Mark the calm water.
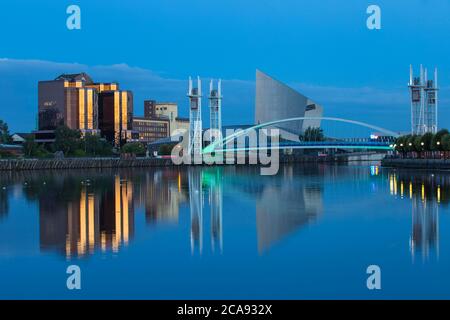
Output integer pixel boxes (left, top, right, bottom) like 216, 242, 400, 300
0, 163, 450, 299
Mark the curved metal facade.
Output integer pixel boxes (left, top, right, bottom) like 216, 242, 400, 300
254, 70, 323, 137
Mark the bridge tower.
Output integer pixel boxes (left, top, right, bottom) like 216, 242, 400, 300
188, 77, 203, 161
209, 79, 222, 144
409, 65, 439, 135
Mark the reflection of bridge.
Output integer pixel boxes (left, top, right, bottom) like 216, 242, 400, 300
203, 117, 398, 154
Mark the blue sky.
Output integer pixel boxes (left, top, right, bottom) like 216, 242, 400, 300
1, 0, 449, 133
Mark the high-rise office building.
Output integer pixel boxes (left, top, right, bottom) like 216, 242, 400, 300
37, 73, 134, 146
98, 90, 134, 147
37, 73, 99, 136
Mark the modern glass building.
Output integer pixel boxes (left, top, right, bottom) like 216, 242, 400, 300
36, 73, 134, 146
255, 70, 323, 138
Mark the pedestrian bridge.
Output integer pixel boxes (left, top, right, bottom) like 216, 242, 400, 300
203, 117, 398, 154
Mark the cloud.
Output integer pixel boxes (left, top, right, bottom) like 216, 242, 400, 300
1, 58, 447, 133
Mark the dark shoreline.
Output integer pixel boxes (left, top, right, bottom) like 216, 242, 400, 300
381, 158, 450, 170
0, 153, 385, 171
0, 157, 174, 171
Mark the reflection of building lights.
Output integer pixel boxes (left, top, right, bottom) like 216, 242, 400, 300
79, 189, 87, 256
370, 166, 377, 176
101, 232, 107, 252
409, 182, 413, 199
389, 175, 394, 195
113, 176, 121, 253
401, 181, 404, 197
422, 183, 425, 201
88, 193, 95, 252
437, 185, 441, 203
394, 176, 398, 195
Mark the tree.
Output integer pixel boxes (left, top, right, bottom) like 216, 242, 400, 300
121, 142, 146, 155
53, 126, 81, 156
82, 134, 113, 157
431, 129, 449, 151
413, 135, 423, 153
0, 119, 12, 144
23, 136, 38, 157
395, 135, 410, 154
420, 132, 434, 151
405, 135, 417, 152
158, 144, 173, 156
442, 134, 450, 152
301, 127, 325, 142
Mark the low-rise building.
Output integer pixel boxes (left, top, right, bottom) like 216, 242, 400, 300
132, 116, 170, 143
144, 100, 189, 136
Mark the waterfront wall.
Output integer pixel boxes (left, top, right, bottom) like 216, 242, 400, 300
382, 158, 450, 169
0, 152, 387, 171
0, 158, 173, 171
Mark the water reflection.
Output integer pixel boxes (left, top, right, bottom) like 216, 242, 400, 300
38, 175, 135, 258
1, 165, 448, 263
387, 170, 450, 261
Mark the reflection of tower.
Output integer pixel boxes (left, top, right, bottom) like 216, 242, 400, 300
410, 184, 439, 261
209, 79, 222, 143
389, 172, 441, 262
189, 168, 203, 254
409, 65, 438, 135
208, 169, 223, 253
188, 77, 203, 160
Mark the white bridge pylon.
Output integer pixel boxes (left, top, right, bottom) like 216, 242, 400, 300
203, 116, 399, 154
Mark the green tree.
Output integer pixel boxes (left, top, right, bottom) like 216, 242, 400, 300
405, 135, 417, 152
442, 134, 450, 151
301, 127, 325, 142
82, 134, 113, 157
0, 119, 12, 144
53, 126, 81, 156
395, 135, 410, 154
158, 144, 173, 156
413, 135, 423, 153
121, 142, 146, 155
23, 136, 38, 157
420, 132, 434, 151
431, 129, 449, 151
